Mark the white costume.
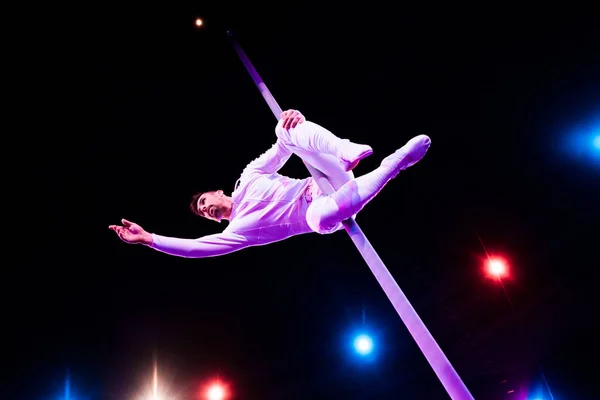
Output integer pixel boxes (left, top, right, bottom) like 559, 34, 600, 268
150, 119, 431, 258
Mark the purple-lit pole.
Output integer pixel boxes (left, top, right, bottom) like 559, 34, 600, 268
227, 30, 473, 400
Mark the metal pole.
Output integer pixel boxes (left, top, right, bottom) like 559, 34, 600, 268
227, 30, 474, 400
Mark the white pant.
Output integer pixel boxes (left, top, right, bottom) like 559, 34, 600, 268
275, 120, 355, 190
275, 119, 431, 235
275, 119, 355, 234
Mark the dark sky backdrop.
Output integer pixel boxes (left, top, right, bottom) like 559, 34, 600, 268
9, 5, 600, 400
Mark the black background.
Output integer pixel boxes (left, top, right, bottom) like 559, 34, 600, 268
8, 4, 600, 399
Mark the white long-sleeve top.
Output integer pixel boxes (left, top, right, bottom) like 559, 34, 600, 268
150, 139, 317, 258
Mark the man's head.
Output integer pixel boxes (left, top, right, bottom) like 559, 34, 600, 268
190, 190, 233, 223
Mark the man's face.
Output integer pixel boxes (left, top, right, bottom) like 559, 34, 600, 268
197, 190, 226, 222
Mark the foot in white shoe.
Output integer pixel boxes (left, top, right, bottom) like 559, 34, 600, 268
338, 140, 373, 171
380, 135, 431, 176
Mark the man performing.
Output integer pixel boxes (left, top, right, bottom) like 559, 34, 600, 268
109, 109, 431, 258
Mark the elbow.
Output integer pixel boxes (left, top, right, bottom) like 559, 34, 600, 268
274, 120, 291, 145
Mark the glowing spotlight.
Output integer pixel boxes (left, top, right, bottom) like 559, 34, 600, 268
136, 357, 172, 400
353, 334, 373, 355
560, 117, 600, 166
487, 257, 508, 279
65, 370, 71, 400
207, 385, 224, 400
488, 258, 507, 278
195, 18, 203, 27
153, 362, 158, 398
205, 381, 227, 400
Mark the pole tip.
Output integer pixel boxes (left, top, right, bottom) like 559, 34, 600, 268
226, 29, 233, 37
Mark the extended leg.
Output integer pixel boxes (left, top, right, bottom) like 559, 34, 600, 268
306, 134, 431, 233
275, 120, 373, 190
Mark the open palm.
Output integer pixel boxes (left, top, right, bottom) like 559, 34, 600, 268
109, 219, 149, 244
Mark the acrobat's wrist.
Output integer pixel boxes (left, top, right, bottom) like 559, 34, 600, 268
141, 232, 154, 246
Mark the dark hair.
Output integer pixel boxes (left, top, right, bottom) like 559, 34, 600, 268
189, 192, 205, 216
190, 191, 220, 216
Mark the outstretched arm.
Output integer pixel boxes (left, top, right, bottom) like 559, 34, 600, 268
151, 232, 251, 258
241, 109, 305, 176
109, 219, 252, 258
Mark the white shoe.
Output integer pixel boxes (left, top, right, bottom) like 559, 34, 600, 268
380, 135, 431, 177
338, 140, 373, 171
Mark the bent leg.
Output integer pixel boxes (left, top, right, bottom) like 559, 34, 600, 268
306, 196, 344, 234
275, 119, 372, 190
305, 134, 431, 232
291, 147, 354, 191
